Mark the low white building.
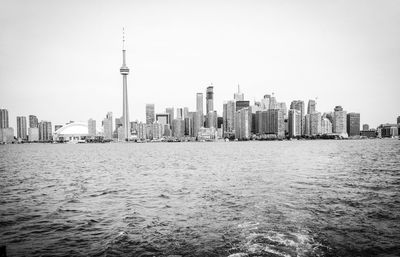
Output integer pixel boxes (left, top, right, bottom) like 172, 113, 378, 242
53, 122, 89, 142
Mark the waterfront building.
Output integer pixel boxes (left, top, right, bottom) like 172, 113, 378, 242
28, 128, 39, 142
38, 121, 52, 141
196, 93, 204, 126
172, 119, 185, 138
288, 109, 301, 137
360, 130, 377, 138
234, 85, 244, 101
197, 127, 217, 141
347, 113, 360, 137
266, 109, 285, 138
379, 124, 398, 138
307, 100, 316, 114
310, 112, 322, 136
362, 124, 369, 131
236, 100, 250, 111
206, 86, 214, 114
146, 104, 155, 124
120, 30, 131, 140
137, 122, 146, 140
165, 107, 174, 126
234, 108, 252, 140
176, 108, 183, 120
206, 111, 217, 128
117, 126, 125, 141
163, 124, 172, 137
223, 100, 235, 138
17, 116, 27, 140
0, 128, 14, 143
88, 119, 96, 137
290, 100, 305, 135
114, 117, 123, 139
333, 106, 347, 136
130, 121, 138, 136
102, 112, 113, 140
29, 115, 38, 128
321, 118, 333, 134
54, 122, 89, 142
0, 109, 9, 128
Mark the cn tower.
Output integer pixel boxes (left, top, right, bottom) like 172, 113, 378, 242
120, 29, 130, 141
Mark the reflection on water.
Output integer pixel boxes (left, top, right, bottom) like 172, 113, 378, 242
0, 140, 399, 256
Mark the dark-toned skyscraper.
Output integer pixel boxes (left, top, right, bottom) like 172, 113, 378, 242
17, 116, 27, 140
146, 104, 155, 124
236, 101, 250, 111
347, 113, 360, 137
206, 86, 214, 114
0, 109, 9, 128
29, 115, 38, 128
165, 107, 174, 126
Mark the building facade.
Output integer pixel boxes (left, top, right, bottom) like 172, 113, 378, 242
347, 113, 360, 137
29, 115, 38, 128
17, 116, 27, 140
146, 104, 155, 124
333, 106, 347, 136
0, 109, 9, 128
39, 121, 52, 141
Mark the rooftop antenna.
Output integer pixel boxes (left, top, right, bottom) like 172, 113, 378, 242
122, 27, 126, 50
238, 84, 240, 93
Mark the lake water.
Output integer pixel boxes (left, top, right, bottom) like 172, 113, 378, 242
0, 140, 399, 257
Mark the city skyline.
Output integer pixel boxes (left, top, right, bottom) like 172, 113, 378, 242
1, 0, 400, 129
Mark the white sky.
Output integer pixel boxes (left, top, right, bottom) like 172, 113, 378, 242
1, 0, 399, 129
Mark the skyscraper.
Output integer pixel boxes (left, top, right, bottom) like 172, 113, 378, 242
16, 116, 27, 140
307, 100, 316, 114
347, 113, 360, 137
234, 108, 251, 140
146, 104, 155, 124
290, 100, 305, 135
88, 119, 96, 137
0, 109, 9, 128
206, 86, 214, 114
120, 29, 130, 140
176, 108, 183, 120
310, 112, 322, 135
333, 106, 347, 135
288, 109, 301, 137
183, 107, 189, 119
196, 93, 204, 126
321, 118, 332, 134
38, 121, 52, 141
234, 84, 244, 101
156, 113, 169, 125
236, 101, 250, 111
29, 115, 38, 128
261, 95, 271, 110
362, 124, 369, 131
103, 112, 113, 140
223, 100, 235, 137
165, 107, 174, 126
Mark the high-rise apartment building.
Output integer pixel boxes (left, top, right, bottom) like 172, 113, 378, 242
347, 113, 360, 137
88, 119, 96, 137
234, 85, 244, 101
102, 112, 113, 140
264, 109, 285, 137
321, 118, 332, 134
192, 111, 201, 138
38, 121, 52, 141
0, 109, 9, 128
146, 104, 155, 124
333, 106, 347, 135
206, 111, 217, 128
172, 119, 185, 138
29, 115, 38, 128
307, 100, 316, 114
310, 112, 322, 135
16, 116, 27, 140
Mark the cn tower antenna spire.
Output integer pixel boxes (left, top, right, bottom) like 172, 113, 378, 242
122, 27, 126, 50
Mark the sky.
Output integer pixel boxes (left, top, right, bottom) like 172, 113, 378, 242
1, 0, 399, 130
